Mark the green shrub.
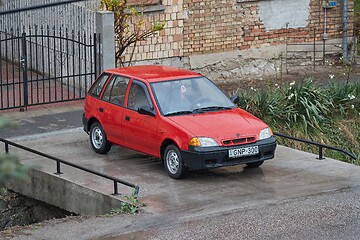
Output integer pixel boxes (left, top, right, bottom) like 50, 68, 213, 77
326, 81, 359, 117
281, 79, 332, 134
238, 79, 333, 135
107, 191, 145, 215
236, 79, 360, 164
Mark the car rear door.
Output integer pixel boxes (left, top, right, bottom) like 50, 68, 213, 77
121, 80, 160, 157
99, 75, 130, 145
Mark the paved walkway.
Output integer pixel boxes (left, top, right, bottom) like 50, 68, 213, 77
0, 100, 84, 138
8, 128, 360, 214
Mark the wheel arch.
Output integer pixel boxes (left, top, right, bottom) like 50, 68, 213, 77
160, 139, 179, 160
87, 117, 100, 132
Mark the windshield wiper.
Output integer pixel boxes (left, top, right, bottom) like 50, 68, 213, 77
164, 110, 194, 116
192, 106, 233, 113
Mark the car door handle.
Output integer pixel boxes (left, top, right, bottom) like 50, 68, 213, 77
99, 107, 104, 113
125, 116, 130, 121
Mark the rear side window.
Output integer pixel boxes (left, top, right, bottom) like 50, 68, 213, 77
88, 73, 110, 97
102, 75, 130, 106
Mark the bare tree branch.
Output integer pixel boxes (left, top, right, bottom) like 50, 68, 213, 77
100, 0, 165, 66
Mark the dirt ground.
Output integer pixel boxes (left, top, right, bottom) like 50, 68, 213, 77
217, 63, 360, 94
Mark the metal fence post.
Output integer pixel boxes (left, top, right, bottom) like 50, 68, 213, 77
113, 181, 119, 195
342, 0, 348, 63
317, 146, 325, 160
55, 161, 63, 175
21, 32, 28, 111
5, 143, 9, 154
93, 33, 98, 77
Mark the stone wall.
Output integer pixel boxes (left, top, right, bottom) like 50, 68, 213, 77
0, 191, 72, 230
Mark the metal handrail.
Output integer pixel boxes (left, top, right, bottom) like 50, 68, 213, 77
0, 137, 139, 196
274, 132, 357, 160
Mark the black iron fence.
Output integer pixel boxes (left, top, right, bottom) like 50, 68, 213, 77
274, 132, 357, 161
0, 137, 139, 196
0, 26, 100, 111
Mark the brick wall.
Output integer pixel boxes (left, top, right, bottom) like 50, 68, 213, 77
0, 0, 352, 67
126, 0, 352, 64
123, 0, 184, 64
182, 0, 352, 57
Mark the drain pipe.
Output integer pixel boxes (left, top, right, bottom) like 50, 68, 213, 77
323, 6, 328, 64
342, 0, 348, 63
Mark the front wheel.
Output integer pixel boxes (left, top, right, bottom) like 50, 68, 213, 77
90, 122, 111, 154
245, 160, 264, 168
164, 145, 187, 179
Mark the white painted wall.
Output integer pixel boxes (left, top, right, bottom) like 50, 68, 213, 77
259, 0, 311, 30
0, 0, 99, 33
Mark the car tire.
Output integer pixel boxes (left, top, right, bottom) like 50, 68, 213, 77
164, 145, 187, 179
90, 122, 111, 154
245, 160, 264, 168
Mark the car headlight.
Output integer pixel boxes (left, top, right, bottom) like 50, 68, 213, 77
189, 137, 219, 147
259, 128, 272, 140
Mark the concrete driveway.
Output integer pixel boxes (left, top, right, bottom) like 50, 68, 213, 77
2, 125, 360, 239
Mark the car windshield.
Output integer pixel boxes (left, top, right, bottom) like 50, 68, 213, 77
151, 76, 235, 116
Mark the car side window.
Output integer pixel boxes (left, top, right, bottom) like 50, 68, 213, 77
88, 73, 110, 97
127, 81, 152, 111
102, 75, 130, 106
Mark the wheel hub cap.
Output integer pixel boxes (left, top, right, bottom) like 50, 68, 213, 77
166, 150, 179, 174
92, 127, 103, 149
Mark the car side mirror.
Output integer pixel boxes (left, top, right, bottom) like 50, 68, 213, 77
230, 95, 239, 104
138, 106, 156, 116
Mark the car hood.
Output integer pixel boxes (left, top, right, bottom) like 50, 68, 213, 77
167, 108, 268, 142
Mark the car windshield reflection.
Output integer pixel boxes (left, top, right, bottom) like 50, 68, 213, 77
151, 77, 235, 116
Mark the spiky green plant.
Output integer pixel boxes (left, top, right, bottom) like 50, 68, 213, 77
281, 79, 333, 134
326, 81, 359, 117
238, 79, 333, 135
236, 78, 359, 164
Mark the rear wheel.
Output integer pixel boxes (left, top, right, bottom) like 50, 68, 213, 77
245, 160, 264, 168
164, 145, 187, 179
90, 122, 111, 154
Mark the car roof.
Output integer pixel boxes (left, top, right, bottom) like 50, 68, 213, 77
105, 65, 202, 83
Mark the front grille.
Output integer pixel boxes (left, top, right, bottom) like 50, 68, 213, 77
222, 136, 256, 146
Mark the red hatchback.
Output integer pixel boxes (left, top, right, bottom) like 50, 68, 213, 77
83, 65, 276, 179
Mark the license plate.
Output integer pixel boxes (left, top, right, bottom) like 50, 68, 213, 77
228, 146, 259, 158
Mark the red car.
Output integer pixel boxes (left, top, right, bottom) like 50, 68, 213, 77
83, 65, 276, 179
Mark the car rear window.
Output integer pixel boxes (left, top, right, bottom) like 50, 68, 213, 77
88, 73, 110, 97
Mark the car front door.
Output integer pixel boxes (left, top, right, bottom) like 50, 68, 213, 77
122, 80, 160, 157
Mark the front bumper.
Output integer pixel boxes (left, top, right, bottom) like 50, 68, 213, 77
180, 136, 276, 170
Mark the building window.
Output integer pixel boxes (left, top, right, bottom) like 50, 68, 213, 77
128, 0, 161, 5
236, 0, 259, 3
127, 0, 165, 13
